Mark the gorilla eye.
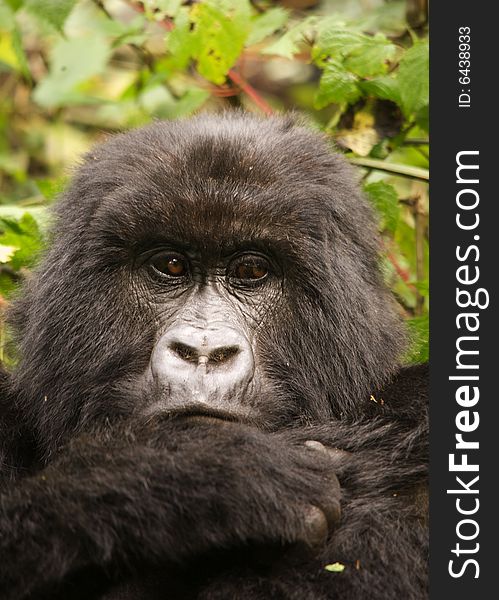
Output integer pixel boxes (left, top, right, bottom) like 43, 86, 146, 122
149, 253, 189, 278
230, 255, 270, 284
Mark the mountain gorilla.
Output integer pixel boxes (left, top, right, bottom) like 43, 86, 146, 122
0, 112, 428, 599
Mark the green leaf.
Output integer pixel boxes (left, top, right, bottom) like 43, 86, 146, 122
3, 0, 23, 12
397, 40, 429, 116
191, 0, 251, 84
24, 0, 77, 31
10, 24, 31, 79
314, 28, 395, 77
364, 181, 399, 233
247, 7, 288, 46
0, 151, 28, 179
358, 1, 407, 36
0, 206, 48, 227
314, 60, 360, 108
0, 244, 17, 263
345, 35, 396, 78
33, 35, 111, 108
0, 1, 15, 29
413, 279, 429, 297
35, 176, 67, 201
0, 3, 29, 78
169, 87, 210, 117
325, 562, 346, 573
163, 7, 192, 72
0, 271, 16, 298
262, 18, 314, 59
0, 213, 44, 270
360, 76, 401, 105
406, 315, 429, 363
415, 104, 429, 132
0, 31, 20, 72
139, 84, 174, 114
64, 1, 145, 43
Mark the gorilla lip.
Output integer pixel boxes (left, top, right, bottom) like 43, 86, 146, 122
146, 402, 246, 424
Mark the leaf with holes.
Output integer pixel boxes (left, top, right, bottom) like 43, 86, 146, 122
191, 0, 251, 84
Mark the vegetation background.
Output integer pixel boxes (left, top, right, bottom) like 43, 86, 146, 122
0, 0, 428, 363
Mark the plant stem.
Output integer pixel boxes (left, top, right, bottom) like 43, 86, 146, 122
349, 158, 429, 181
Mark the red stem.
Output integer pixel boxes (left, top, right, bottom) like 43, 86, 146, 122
386, 250, 411, 284
227, 69, 273, 115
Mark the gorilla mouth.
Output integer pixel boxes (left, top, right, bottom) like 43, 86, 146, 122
147, 402, 245, 424
173, 406, 242, 423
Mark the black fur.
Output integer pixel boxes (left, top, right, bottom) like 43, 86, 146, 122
0, 112, 428, 599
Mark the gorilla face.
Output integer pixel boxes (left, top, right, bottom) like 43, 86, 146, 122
10, 112, 406, 455
135, 239, 281, 422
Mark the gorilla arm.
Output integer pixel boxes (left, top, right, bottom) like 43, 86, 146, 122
0, 416, 341, 600
182, 364, 428, 600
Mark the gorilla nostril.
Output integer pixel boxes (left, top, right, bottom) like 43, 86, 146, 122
170, 342, 198, 362
208, 346, 240, 364
169, 341, 240, 366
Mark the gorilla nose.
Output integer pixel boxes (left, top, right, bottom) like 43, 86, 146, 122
165, 326, 247, 368
169, 341, 240, 366
150, 325, 255, 405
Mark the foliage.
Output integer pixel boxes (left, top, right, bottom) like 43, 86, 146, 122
0, 0, 428, 362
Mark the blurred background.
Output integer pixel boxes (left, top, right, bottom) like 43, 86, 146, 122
0, 0, 428, 363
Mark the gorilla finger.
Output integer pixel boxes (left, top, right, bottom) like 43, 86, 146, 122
305, 440, 350, 465
314, 472, 341, 530
303, 441, 343, 527
297, 504, 329, 552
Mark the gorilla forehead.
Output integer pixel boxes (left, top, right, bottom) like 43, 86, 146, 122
79, 113, 355, 253
91, 174, 330, 256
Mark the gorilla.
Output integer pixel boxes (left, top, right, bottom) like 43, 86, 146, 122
0, 112, 428, 600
